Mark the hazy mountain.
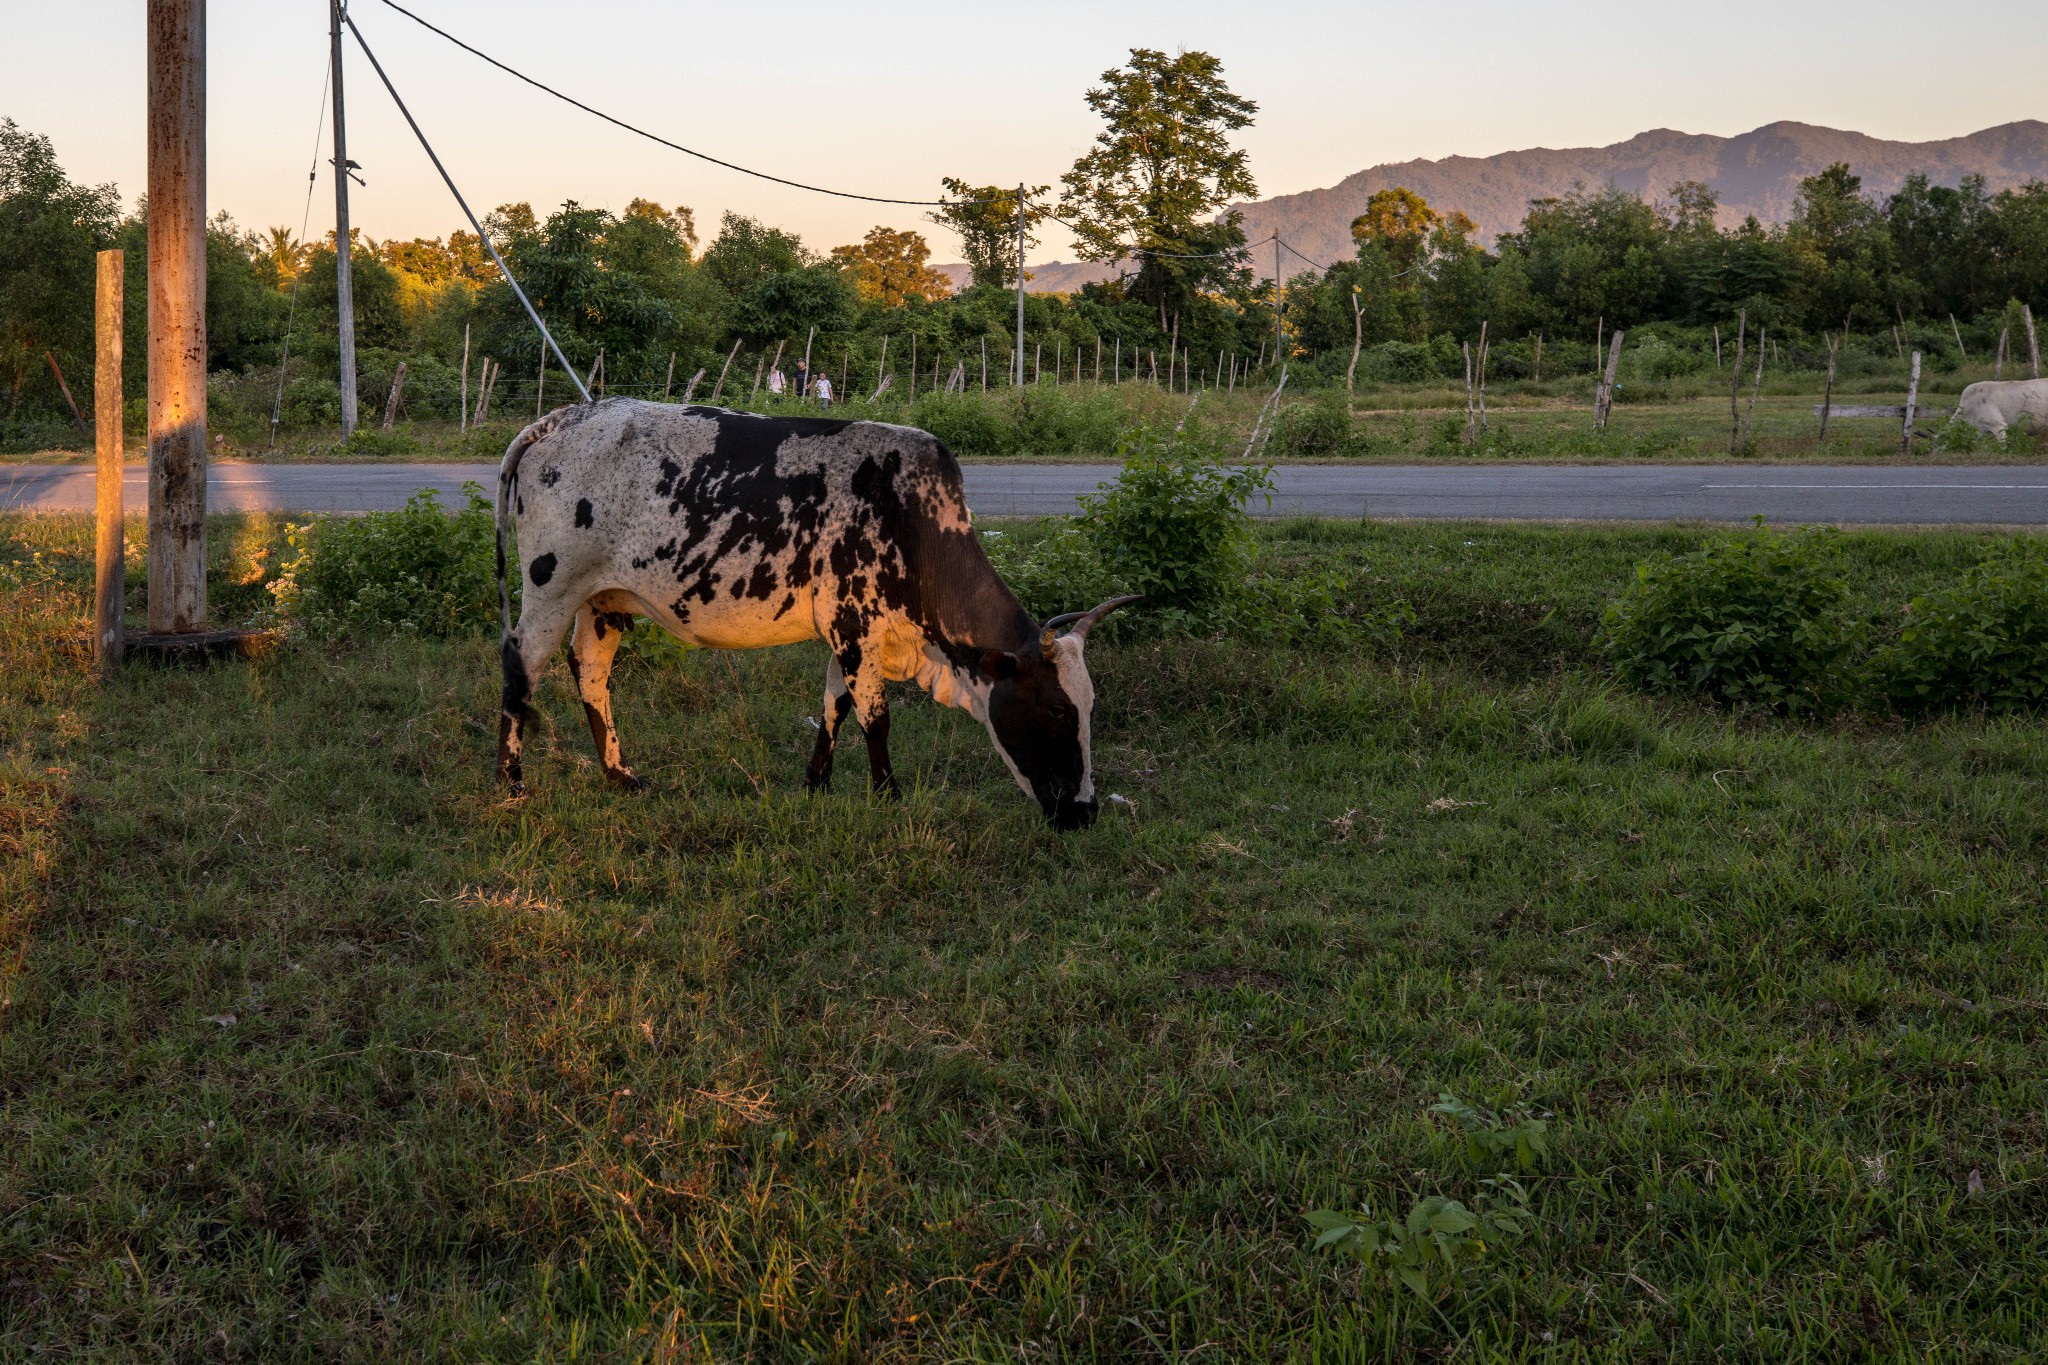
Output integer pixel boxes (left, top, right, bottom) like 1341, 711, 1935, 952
932, 260, 1120, 294
1228, 120, 2048, 276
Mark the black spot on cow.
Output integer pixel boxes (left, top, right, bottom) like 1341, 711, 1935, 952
575, 498, 594, 528
529, 552, 557, 586
538, 465, 561, 488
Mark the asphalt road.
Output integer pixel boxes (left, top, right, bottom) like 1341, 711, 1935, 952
5, 461, 2048, 524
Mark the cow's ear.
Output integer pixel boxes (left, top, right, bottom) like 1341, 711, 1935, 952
978, 650, 1020, 681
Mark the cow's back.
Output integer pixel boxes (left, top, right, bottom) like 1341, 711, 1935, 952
504, 399, 973, 649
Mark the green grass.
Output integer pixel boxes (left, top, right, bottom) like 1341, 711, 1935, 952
7, 361, 2040, 468
3, 513, 2046, 1360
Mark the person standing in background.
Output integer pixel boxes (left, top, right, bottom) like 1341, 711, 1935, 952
792, 359, 811, 400
814, 371, 834, 408
767, 364, 786, 396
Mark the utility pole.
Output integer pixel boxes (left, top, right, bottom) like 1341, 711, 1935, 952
330, 0, 357, 439
1272, 234, 1283, 370
1014, 184, 1026, 388
146, 0, 208, 632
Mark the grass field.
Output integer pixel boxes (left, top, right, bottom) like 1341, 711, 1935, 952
3, 512, 2045, 1360
5, 358, 2041, 468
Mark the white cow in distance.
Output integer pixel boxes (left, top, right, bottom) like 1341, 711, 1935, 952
1955, 378, 2048, 439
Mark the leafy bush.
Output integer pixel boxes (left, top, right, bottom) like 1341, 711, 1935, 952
270, 484, 499, 639
338, 427, 422, 458
1272, 392, 1354, 457
978, 521, 1123, 624
1872, 538, 2048, 711
909, 387, 1124, 458
277, 376, 342, 430
1599, 521, 1853, 711
1076, 426, 1271, 625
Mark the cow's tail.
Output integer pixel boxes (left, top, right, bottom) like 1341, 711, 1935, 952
496, 414, 551, 640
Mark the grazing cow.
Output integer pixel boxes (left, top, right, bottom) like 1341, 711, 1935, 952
493, 398, 1138, 830
1955, 378, 2048, 439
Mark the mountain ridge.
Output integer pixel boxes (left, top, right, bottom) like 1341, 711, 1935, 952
936, 121, 2048, 291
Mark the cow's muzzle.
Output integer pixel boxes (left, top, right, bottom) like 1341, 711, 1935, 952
1051, 796, 1098, 831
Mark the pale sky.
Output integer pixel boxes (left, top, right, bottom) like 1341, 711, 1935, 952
8, 0, 2045, 264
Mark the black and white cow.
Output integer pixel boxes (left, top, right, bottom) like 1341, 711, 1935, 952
493, 398, 1137, 829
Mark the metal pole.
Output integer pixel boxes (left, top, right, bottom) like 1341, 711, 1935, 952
146, 0, 208, 632
95, 250, 125, 668
1014, 184, 1026, 387
330, 0, 357, 439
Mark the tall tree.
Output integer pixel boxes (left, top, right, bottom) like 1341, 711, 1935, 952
0, 119, 120, 414
1057, 49, 1259, 319
931, 181, 1047, 290
832, 227, 954, 306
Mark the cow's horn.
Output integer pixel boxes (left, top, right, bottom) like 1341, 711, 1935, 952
1043, 594, 1143, 643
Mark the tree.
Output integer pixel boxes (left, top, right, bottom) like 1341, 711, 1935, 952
0, 119, 120, 415
930, 181, 1047, 290
261, 226, 308, 290
832, 226, 953, 306
1783, 162, 1893, 329
1349, 188, 1460, 273
700, 212, 808, 295
1058, 48, 1259, 318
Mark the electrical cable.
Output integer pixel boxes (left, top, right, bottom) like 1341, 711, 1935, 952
373, 0, 996, 208
269, 58, 333, 441
344, 8, 592, 402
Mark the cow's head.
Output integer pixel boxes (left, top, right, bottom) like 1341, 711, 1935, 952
978, 595, 1141, 830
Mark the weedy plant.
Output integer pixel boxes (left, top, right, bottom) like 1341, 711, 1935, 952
1599, 518, 1854, 712
1306, 1178, 1537, 1302
270, 484, 499, 639
1873, 536, 2048, 712
1429, 1092, 1553, 1172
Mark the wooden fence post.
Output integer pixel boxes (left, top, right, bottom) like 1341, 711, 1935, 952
1596, 329, 1624, 431
711, 338, 741, 401
1476, 320, 1490, 433
1740, 326, 1766, 450
96, 249, 125, 668
381, 360, 406, 431
1727, 311, 1746, 454
663, 352, 676, 400
680, 368, 706, 403
44, 353, 89, 435
1902, 351, 1920, 453
1817, 335, 1837, 448
458, 322, 470, 433
1950, 313, 1967, 360
1996, 324, 2009, 379
1462, 340, 1475, 443
2026, 305, 2041, 378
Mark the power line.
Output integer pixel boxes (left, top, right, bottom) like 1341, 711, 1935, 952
373, 0, 989, 209
343, 8, 591, 402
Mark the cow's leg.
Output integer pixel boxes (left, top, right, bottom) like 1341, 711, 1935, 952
804, 654, 854, 791
497, 588, 581, 795
568, 599, 645, 790
844, 654, 899, 799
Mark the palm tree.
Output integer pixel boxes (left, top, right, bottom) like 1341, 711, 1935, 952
262, 226, 305, 290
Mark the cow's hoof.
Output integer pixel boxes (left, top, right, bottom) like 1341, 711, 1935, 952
606, 770, 650, 792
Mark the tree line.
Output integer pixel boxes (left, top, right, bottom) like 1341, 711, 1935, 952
7, 45, 2048, 439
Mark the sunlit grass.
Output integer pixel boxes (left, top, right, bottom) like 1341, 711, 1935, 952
2, 512, 2044, 1359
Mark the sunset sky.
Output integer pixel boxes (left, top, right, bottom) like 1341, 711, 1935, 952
10, 0, 2045, 263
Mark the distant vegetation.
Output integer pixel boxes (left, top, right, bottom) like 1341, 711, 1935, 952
3, 48, 2047, 454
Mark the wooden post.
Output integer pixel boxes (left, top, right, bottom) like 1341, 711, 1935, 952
1114, 337, 1121, 384
1950, 313, 1967, 360
2026, 305, 2041, 378
44, 352, 90, 435
381, 359, 406, 431
875, 335, 889, 399
1713, 324, 1721, 368
458, 322, 470, 434
750, 355, 764, 399
711, 338, 741, 401
1727, 310, 1746, 455
536, 350, 545, 418
1034, 341, 1042, 384
474, 358, 496, 424
328, 0, 357, 441
1534, 332, 1543, 383
981, 336, 988, 391
1462, 339, 1475, 443
1346, 289, 1364, 411
1996, 325, 2008, 379
1818, 335, 1837, 448
1892, 324, 1904, 361
680, 368, 705, 403
1740, 325, 1766, 450
1902, 350, 1920, 453
583, 348, 601, 396
1476, 320, 1490, 433
1095, 335, 1102, 383
1596, 329, 1624, 431
801, 326, 815, 392
663, 351, 676, 400
147, 0, 208, 632
95, 250, 125, 668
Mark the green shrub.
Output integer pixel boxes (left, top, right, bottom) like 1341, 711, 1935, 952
1076, 426, 1271, 626
979, 521, 1123, 623
1272, 392, 1354, 457
271, 484, 499, 639
909, 387, 1126, 458
337, 428, 422, 458
1599, 521, 1853, 711
1872, 538, 2048, 711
